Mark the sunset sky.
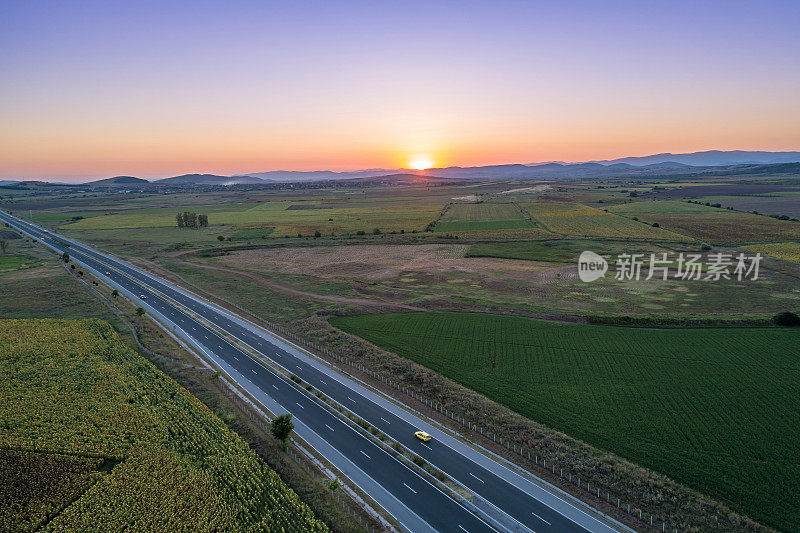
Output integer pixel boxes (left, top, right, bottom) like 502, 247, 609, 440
1, 1, 799, 181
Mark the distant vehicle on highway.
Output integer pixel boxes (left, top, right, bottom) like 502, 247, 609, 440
140, 294, 147, 299
414, 430, 432, 442
43, 229, 48, 233
105, 271, 111, 276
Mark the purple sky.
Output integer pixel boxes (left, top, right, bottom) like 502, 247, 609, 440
1, 0, 799, 181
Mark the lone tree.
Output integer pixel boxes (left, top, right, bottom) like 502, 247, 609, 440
271, 413, 294, 449
135, 307, 145, 317
111, 289, 118, 298
61, 251, 69, 262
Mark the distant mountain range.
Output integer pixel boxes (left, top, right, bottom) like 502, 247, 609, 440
86, 176, 150, 186
591, 150, 800, 167
241, 150, 800, 182
154, 174, 266, 186
2, 150, 798, 187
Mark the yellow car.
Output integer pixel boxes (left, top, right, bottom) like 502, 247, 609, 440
414, 431, 432, 442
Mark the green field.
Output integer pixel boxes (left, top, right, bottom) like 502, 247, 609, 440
330, 311, 800, 531
63, 196, 444, 236
0, 254, 39, 271
0, 319, 326, 532
435, 202, 538, 232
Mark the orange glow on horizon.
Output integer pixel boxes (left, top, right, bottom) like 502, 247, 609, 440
408, 155, 434, 170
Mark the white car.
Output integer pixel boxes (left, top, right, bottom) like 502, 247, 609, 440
140, 294, 147, 299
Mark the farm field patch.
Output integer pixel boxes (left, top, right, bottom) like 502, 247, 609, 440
697, 195, 800, 219
64, 197, 444, 237
0, 448, 104, 532
645, 183, 800, 200
608, 201, 800, 243
330, 311, 800, 531
522, 201, 691, 240
0, 254, 39, 271
0, 239, 122, 322
465, 239, 672, 263
434, 202, 539, 232
202, 242, 798, 318
608, 200, 722, 215
0, 319, 326, 532
744, 242, 800, 263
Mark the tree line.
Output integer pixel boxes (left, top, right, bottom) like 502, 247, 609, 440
176, 212, 208, 228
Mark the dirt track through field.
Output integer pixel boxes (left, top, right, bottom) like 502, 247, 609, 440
167, 255, 427, 312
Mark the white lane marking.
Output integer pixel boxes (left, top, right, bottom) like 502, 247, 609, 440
12, 218, 552, 533
295, 402, 305, 409
403, 483, 417, 494
360, 450, 371, 459
233, 356, 239, 361
469, 472, 484, 483
325, 424, 335, 431
458, 526, 470, 533
532, 511, 551, 525
250, 369, 257, 374
347, 396, 356, 403
271, 385, 279, 390
319, 379, 327, 385
380, 417, 391, 424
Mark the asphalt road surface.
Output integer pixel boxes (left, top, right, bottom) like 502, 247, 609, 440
1, 210, 622, 533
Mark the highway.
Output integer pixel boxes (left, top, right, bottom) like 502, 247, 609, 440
1, 210, 622, 533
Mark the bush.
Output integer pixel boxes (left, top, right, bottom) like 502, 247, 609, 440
701, 243, 712, 251
651, 222, 660, 228
412, 455, 425, 467
773, 311, 800, 327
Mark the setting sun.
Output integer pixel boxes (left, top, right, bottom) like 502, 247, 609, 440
408, 155, 434, 170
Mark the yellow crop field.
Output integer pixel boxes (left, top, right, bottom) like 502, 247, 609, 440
0, 319, 326, 532
523, 201, 691, 240
743, 242, 800, 262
